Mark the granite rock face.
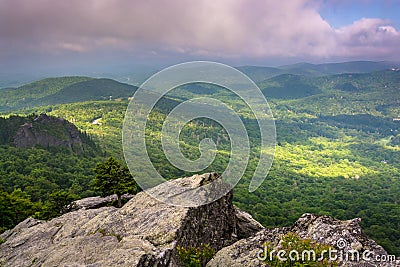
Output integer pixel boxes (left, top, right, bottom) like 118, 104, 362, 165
13, 113, 83, 151
207, 213, 400, 267
66, 194, 135, 211
1, 173, 399, 266
0, 173, 259, 266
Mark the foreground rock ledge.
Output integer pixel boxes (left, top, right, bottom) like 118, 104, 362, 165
0, 173, 260, 266
0, 173, 399, 266
207, 213, 400, 267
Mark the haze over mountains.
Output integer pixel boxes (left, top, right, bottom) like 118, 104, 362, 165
1, 60, 398, 89
1, 60, 399, 112
238, 61, 398, 82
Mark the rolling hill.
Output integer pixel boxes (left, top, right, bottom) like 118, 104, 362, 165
259, 74, 321, 99
0, 77, 138, 112
236, 60, 398, 83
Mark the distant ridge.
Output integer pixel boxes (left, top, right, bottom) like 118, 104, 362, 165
235, 66, 283, 82
1, 61, 397, 112
278, 61, 397, 76
238, 61, 397, 82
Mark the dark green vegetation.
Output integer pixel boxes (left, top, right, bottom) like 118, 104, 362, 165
262, 233, 338, 266
1, 66, 400, 255
0, 114, 104, 231
0, 146, 103, 231
177, 243, 215, 267
93, 157, 137, 207
261, 74, 322, 99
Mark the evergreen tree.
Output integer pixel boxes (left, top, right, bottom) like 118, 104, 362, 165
39, 191, 78, 219
0, 189, 36, 232
92, 157, 137, 207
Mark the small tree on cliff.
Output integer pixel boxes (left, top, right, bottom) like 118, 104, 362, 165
92, 157, 137, 207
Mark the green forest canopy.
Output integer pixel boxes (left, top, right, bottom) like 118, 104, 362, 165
0, 71, 399, 255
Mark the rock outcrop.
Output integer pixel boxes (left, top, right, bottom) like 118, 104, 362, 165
0, 173, 399, 266
66, 194, 135, 211
13, 113, 83, 151
208, 213, 399, 267
0, 173, 260, 266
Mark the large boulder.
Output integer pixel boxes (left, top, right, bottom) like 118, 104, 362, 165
0, 173, 259, 266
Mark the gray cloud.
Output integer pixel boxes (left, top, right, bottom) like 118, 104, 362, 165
0, 0, 399, 69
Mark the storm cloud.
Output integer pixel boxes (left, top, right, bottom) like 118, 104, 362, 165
0, 0, 399, 68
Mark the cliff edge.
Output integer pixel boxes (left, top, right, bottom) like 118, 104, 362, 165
13, 113, 84, 152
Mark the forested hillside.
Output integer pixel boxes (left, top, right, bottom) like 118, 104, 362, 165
1, 68, 399, 255
0, 77, 137, 112
0, 113, 106, 232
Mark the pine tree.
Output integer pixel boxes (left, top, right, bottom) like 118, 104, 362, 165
92, 157, 137, 207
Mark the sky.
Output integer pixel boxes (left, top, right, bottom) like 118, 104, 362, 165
0, 0, 399, 75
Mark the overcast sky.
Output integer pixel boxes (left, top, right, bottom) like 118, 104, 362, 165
0, 0, 399, 74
